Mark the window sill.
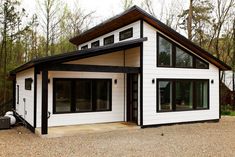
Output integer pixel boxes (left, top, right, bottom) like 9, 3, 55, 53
156, 108, 209, 113
53, 109, 112, 114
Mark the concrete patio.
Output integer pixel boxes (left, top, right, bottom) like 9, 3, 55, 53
35, 122, 139, 138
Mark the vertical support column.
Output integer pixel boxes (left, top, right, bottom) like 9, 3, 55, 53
33, 67, 38, 128
41, 69, 48, 134
219, 70, 221, 119
140, 43, 143, 126
140, 20, 144, 127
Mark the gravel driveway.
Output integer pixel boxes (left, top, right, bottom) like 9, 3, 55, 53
0, 116, 235, 157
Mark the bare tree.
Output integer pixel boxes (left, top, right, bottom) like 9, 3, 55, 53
141, 0, 156, 17
121, 0, 134, 11
208, 0, 235, 59
62, 2, 94, 38
187, 0, 193, 40
37, 0, 63, 56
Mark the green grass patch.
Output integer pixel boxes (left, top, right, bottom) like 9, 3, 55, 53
221, 110, 235, 116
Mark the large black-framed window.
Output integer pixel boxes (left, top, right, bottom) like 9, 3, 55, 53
119, 28, 133, 41
103, 35, 114, 45
157, 79, 209, 112
53, 78, 112, 114
157, 33, 209, 69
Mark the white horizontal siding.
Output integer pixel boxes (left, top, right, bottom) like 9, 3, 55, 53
36, 47, 140, 128
47, 71, 125, 127
142, 21, 220, 125
16, 68, 34, 126
78, 21, 140, 49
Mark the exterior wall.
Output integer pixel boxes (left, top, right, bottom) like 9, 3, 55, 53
142, 21, 220, 125
36, 48, 140, 128
78, 21, 141, 49
16, 68, 34, 126
43, 71, 125, 127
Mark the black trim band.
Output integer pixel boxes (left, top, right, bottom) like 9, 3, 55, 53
47, 64, 140, 73
13, 111, 35, 133
140, 20, 144, 126
141, 119, 219, 128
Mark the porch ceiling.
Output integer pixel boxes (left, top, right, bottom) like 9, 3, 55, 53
10, 37, 147, 74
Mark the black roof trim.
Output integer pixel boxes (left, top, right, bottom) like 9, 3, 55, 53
10, 37, 147, 74
70, 5, 231, 70
69, 6, 139, 44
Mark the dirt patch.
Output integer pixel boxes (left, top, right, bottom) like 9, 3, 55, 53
0, 116, 235, 157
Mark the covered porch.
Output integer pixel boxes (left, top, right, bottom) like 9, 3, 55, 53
36, 38, 146, 135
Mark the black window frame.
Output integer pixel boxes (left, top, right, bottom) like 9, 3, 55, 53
156, 79, 209, 113
25, 78, 33, 90
91, 40, 100, 48
81, 45, 88, 50
53, 78, 112, 114
157, 33, 209, 69
119, 27, 133, 41
103, 35, 114, 45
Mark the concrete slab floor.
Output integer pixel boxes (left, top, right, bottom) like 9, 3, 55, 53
36, 122, 140, 138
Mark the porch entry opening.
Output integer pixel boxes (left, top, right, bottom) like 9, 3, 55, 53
127, 74, 138, 124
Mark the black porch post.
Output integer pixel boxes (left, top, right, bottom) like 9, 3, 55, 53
41, 69, 48, 134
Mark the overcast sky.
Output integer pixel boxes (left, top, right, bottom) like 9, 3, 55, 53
21, 0, 188, 27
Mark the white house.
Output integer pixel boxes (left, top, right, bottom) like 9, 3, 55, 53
10, 6, 231, 135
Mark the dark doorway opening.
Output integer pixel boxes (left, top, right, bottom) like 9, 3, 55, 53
127, 74, 138, 124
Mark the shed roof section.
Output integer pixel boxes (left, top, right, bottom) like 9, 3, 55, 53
69, 5, 231, 70
11, 38, 147, 74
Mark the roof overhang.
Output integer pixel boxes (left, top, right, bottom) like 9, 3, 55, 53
69, 6, 231, 71
10, 37, 147, 74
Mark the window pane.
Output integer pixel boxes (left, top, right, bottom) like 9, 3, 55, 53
91, 41, 100, 48
55, 80, 71, 112
94, 80, 111, 111
195, 81, 208, 109
104, 35, 114, 45
25, 78, 32, 90
176, 47, 193, 67
81, 45, 88, 50
158, 81, 172, 111
175, 81, 193, 110
158, 36, 172, 66
196, 59, 209, 69
75, 80, 92, 112
119, 28, 133, 41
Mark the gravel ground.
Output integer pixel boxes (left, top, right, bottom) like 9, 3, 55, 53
0, 116, 235, 157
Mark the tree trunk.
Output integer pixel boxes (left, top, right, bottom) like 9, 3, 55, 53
187, 0, 193, 40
